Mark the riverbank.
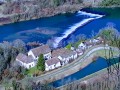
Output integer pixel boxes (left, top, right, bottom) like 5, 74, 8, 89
58, 60, 120, 90
0, 3, 85, 26
17, 45, 119, 86
1, 0, 120, 26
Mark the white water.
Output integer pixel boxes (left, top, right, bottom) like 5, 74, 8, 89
77, 11, 104, 18
53, 11, 104, 48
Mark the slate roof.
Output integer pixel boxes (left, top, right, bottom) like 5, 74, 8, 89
52, 48, 64, 57
16, 53, 34, 64
30, 45, 51, 56
46, 57, 60, 66
52, 48, 76, 58
85, 40, 93, 46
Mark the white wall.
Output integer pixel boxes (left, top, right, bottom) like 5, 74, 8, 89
25, 62, 35, 69
45, 62, 61, 71
28, 51, 51, 60
28, 50, 36, 59
73, 53, 78, 59
16, 58, 35, 69
58, 52, 77, 66
78, 43, 86, 50
44, 52, 51, 60
56, 62, 61, 68
58, 56, 69, 65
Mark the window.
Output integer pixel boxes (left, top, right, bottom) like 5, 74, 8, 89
36, 56, 37, 58
29, 65, 31, 68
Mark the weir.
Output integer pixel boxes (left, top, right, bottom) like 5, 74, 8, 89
53, 11, 104, 48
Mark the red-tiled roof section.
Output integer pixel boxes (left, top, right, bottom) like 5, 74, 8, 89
46, 57, 60, 66
30, 45, 51, 56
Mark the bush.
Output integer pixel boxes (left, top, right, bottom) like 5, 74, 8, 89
16, 74, 24, 80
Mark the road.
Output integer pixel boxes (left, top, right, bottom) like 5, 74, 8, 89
20, 45, 119, 84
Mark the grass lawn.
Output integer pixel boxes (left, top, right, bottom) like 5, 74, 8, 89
74, 41, 82, 48
94, 49, 119, 59
65, 43, 72, 50
27, 66, 40, 76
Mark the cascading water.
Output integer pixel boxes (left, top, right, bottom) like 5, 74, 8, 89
53, 11, 104, 48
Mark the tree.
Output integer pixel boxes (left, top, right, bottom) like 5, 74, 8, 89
98, 23, 119, 46
37, 54, 45, 71
101, 0, 120, 6
66, 43, 72, 50
77, 0, 83, 3
12, 80, 17, 90
52, 0, 60, 6
13, 39, 27, 53
102, 25, 120, 90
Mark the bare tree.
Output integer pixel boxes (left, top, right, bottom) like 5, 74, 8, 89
102, 23, 120, 90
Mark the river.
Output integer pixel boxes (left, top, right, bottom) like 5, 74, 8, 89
0, 8, 120, 48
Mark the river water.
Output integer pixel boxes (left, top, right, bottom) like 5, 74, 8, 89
0, 8, 119, 47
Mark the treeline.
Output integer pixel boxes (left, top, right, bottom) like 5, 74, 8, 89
101, 0, 120, 6
11, 80, 56, 90
1, 0, 120, 25
97, 23, 120, 47
0, 39, 26, 74
2, 0, 84, 23
51, 0, 82, 6
0, 39, 27, 83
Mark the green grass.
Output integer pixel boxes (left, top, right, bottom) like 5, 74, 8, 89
74, 40, 83, 48
65, 43, 72, 50
65, 40, 83, 49
94, 49, 119, 59
27, 66, 39, 75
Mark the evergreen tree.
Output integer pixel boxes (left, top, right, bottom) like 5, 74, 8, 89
37, 54, 45, 71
